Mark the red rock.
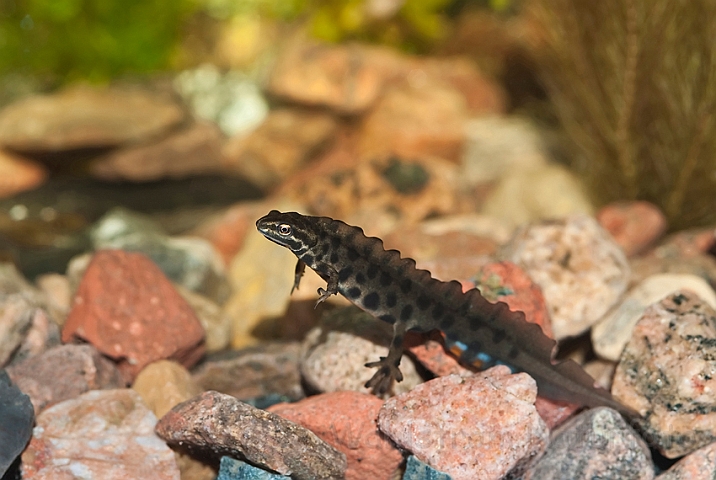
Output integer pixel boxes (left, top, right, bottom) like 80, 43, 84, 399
22, 389, 180, 480
89, 121, 225, 182
222, 108, 338, 189
597, 201, 668, 256
269, 391, 403, 480
533, 396, 580, 429
61, 250, 205, 382
406, 331, 474, 378
7, 344, 123, 415
378, 368, 548, 480
0, 150, 47, 198
474, 261, 553, 338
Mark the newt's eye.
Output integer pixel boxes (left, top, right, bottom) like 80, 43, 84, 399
278, 224, 292, 235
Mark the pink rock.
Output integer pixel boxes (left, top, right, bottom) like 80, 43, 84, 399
612, 290, 716, 457
22, 389, 179, 480
61, 250, 205, 382
597, 201, 668, 256
269, 391, 403, 480
656, 441, 716, 479
474, 261, 553, 338
7, 344, 123, 415
378, 367, 548, 480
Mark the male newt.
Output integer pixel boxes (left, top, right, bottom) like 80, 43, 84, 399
256, 210, 637, 416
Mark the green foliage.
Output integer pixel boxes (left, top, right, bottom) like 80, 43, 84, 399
0, 0, 198, 81
532, 0, 716, 229
308, 0, 452, 52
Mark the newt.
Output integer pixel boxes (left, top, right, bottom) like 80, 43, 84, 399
256, 210, 637, 417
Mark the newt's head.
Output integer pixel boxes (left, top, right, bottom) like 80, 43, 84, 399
256, 210, 318, 253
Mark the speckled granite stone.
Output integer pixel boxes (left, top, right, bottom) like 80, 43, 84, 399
378, 367, 548, 480
613, 290, 716, 458
526, 407, 653, 480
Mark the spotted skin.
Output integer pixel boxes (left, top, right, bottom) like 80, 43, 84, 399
256, 210, 637, 416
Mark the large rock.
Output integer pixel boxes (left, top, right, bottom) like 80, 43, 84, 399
527, 407, 653, 480
267, 38, 402, 114
223, 108, 338, 190
502, 214, 630, 339
89, 121, 225, 181
192, 342, 304, 404
0, 85, 186, 151
22, 389, 180, 480
155, 391, 347, 480
378, 368, 548, 480
612, 290, 716, 458
7, 344, 123, 415
61, 250, 205, 382
269, 391, 403, 480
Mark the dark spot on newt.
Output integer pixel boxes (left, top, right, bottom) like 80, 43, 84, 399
386, 292, 397, 308
416, 294, 431, 310
492, 329, 506, 344
363, 292, 380, 310
379, 314, 396, 324
338, 266, 353, 282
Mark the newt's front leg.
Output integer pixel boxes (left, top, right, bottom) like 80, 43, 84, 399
315, 265, 339, 308
291, 259, 306, 294
365, 321, 407, 394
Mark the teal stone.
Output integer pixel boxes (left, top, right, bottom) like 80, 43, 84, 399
403, 456, 453, 480
217, 457, 290, 480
